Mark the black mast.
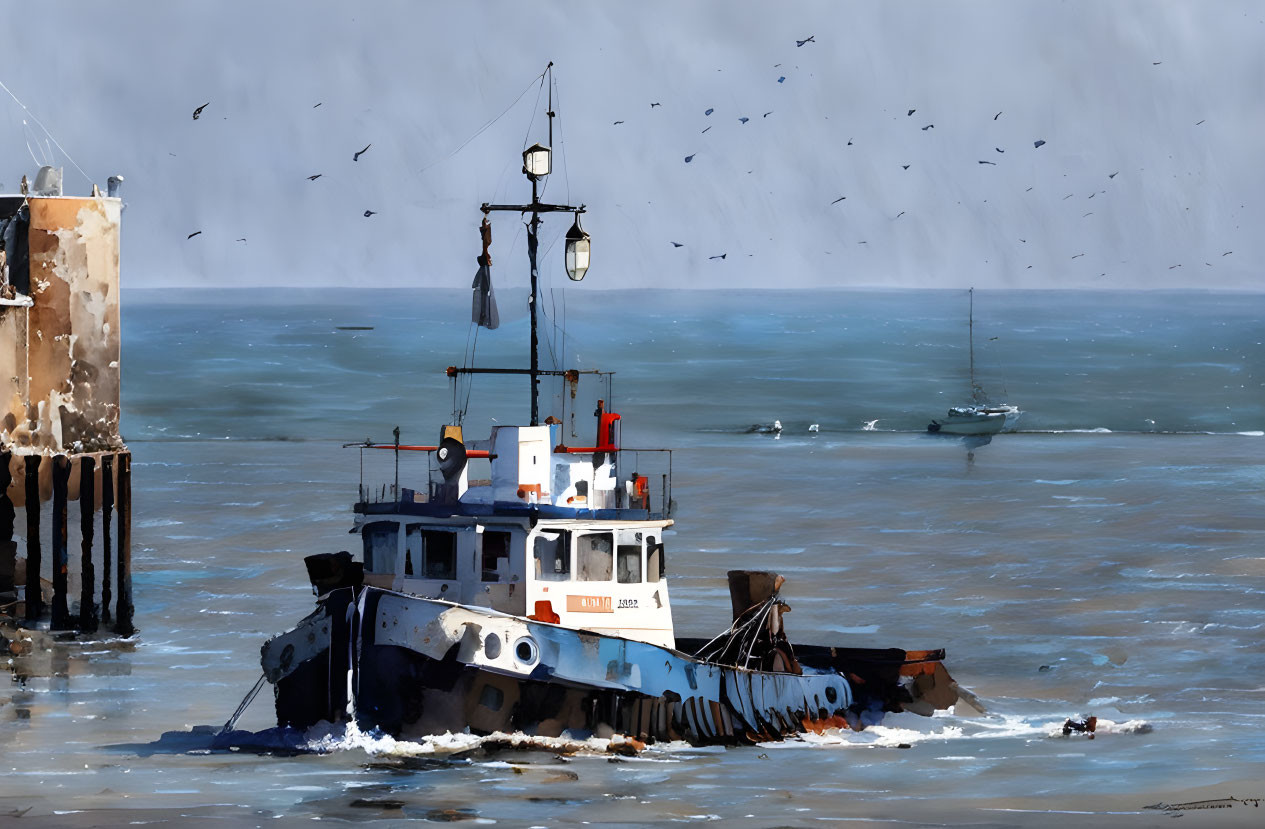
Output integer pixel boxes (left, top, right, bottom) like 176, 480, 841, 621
477, 63, 584, 426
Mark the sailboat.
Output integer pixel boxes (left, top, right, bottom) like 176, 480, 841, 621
255, 67, 972, 747
927, 288, 1020, 435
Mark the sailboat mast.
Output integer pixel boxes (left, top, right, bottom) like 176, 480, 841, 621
968, 287, 975, 395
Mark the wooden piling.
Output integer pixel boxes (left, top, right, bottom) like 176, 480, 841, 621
79, 455, 98, 632
24, 455, 41, 622
114, 451, 134, 636
101, 454, 114, 627
51, 455, 71, 630
0, 452, 13, 595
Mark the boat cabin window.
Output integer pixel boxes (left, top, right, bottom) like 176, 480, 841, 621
404, 524, 422, 576
362, 522, 398, 574
646, 535, 663, 582
533, 531, 570, 581
481, 530, 512, 582
617, 530, 642, 584
577, 532, 613, 581
423, 529, 457, 580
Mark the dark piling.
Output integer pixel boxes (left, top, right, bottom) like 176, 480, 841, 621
51, 455, 70, 630
79, 455, 98, 632
101, 453, 113, 626
24, 454, 41, 622
114, 451, 133, 636
0, 452, 13, 595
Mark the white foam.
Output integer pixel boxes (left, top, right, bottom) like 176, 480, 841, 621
301, 721, 645, 758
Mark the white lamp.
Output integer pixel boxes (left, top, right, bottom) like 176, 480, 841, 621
565, 214, 591, 281
522, 143, 552, 180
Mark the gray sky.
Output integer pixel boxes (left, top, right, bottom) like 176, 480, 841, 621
4, 1, 1261, 291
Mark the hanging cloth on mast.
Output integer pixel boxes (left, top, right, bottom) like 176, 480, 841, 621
471, 217, 499, 329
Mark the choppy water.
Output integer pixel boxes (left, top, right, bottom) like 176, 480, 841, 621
2, 288, 1263, 826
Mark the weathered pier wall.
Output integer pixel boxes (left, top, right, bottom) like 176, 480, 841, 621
0, 168, 132, 635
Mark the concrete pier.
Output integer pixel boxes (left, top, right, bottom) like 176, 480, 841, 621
1, 170, 132, 635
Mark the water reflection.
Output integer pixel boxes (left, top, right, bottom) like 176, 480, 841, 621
963, 434, 992, 471
2, 624, 134, 726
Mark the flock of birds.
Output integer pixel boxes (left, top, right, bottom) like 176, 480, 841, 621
616, 34, 1059, 261
180, 34, 1234, 279
186, 101, 378, 241
603, 35, 1229, 276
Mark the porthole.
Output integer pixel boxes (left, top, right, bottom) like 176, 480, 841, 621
825, 685, 838, 704
514, 636, 539, 666
484, 632, 502, 659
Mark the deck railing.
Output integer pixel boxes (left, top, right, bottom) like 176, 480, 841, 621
349, 441, 673, 517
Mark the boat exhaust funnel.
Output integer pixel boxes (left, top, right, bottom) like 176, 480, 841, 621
727, 570, 784, 621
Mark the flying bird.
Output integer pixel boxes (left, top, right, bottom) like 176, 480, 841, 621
235, 237, 247, 242
1108, 171, 1118, 178
187, 230, 202, 239
993, 111, 1002, 120
1153, 61, 1162, 65
353, 144, 371, 161
684, 154, 695, 163
704, 108, 714, 116
364, 210, 376, 217
922, 124, 934, 130
739, 117, 749, 124
777, 76, 786, 83
307, 174, 323, 180
763, 111, 773, 118
313, 102, 322, 108
1222, 251, 1233, 256
192, 102, 209, 120
895, 211, 905, 218
1071, 253, 1085, 259
613, 120, 624, 125
1195, 119, 1205, 125
650, 102, 661, 108
709, 254, 727, 260
796, 36, 815, 47
831, 196, 846, 205
902, 164, 910, 170
701, 126, 711, 134
847, 138, 853, 145
1034, 139, 1046, 148
995, 147, 1005, 153
907, 109, 915, 116
1083, 212, 1094, 217
671, 242, 684, 247
978, 160, 996, 165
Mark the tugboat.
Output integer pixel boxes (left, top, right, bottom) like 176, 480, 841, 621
260, 68, 970, 746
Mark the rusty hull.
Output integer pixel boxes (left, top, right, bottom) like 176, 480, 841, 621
263, 586, 966, 745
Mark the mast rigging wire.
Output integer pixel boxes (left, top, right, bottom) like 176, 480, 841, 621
419, 67, 549, 178
0, 77, 93, 186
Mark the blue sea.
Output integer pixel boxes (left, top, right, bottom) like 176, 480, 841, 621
2, 288, 1263, 826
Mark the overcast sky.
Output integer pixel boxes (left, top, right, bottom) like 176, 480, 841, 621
4, 1, 1261, 291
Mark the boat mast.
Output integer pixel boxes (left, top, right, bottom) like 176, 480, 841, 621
475, 63, 585, 426
968, 287, 975, 398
